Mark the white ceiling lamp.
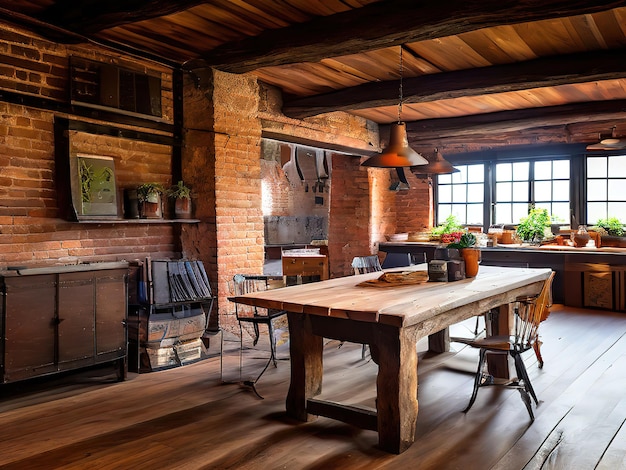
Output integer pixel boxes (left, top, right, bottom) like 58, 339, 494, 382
586, 126, 626, 151
361, 47, 428, 168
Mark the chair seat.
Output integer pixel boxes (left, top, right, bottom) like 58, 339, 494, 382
237, 309, 286, 323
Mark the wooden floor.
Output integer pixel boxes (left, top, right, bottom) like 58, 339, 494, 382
1, 305, 626, 469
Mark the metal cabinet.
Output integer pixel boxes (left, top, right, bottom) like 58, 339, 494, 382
0, 262, 128, 383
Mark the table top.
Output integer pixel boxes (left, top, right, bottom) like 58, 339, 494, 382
229, 265, 552, 328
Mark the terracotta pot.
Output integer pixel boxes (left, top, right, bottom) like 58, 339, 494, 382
462, 248, 481, 278
174, 197, 192, 219
139, 194, 162, 219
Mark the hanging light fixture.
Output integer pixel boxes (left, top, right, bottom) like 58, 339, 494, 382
361, 46, 428, 168
412, 148, 459, 175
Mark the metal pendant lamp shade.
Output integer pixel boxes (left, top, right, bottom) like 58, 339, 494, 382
413, 148, 459, 175
361, 122, 428, 167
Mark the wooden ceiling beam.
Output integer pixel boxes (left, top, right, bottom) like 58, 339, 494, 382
282, 49, 626, 119
36, 0, 208, 35
403, 100, 626, 142
201, 0, 626, 73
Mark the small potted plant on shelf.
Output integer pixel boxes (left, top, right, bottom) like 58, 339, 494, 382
167, 180, 193, 219
137, 182, 165, 219
447, 232, 480, 277
515, 208, 551, 244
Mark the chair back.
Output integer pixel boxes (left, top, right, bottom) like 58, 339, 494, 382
231, 275, 284, 318
351, 255, 383, 274
513, 272, 555, 350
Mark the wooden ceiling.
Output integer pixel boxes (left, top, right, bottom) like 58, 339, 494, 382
2, 0, 626, 148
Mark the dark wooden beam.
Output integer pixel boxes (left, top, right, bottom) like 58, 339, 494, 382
36, 0, 207, 35
403, 100, 626, 142
201, 0, 626, 73
283, 49, 626, 119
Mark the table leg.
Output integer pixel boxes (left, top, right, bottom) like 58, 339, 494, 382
286, 312, 323, 421
371, 324, 418, 454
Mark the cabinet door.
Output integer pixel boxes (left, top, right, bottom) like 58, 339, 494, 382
58, 272, 95, 367
3, 275, 56, 382
95, 269, 127, 357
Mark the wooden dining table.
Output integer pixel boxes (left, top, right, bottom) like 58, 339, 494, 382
229, 264, 552, 454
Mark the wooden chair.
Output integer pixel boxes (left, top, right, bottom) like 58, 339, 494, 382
230, 274, 287, 398
462, 271, 555, 420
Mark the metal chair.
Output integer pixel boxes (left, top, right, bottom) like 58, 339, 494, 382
461, 271, 555, 420
231, 274, 287, 398
348, 255, 383, 358
351, 255, 382, 274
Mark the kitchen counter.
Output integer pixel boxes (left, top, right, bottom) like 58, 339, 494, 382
379, 242, 626, 309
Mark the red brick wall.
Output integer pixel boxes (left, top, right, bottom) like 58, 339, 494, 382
0, 24, 177, 267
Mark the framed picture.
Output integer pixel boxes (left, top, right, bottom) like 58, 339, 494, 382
69, 154, 119, 219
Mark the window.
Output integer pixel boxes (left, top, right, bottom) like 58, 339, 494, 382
435, 154, 571, 230
436, 164, 484, 225
586, 154, 626, 225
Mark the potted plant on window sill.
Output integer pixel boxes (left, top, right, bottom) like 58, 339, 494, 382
137, 182, 165, 219
590, 217, 625, 247
515, 208, 551, 245
447, 232, 480, 277
167, 180, 193, 219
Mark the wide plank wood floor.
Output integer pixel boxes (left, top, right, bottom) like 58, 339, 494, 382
1, 305, 626, 469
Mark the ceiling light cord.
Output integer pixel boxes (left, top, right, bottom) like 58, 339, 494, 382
398, 46, 403, 124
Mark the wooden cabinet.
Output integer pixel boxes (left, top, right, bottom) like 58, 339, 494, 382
0, 262, 128, 383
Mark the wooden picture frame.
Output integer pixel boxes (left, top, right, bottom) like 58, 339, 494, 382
69, 154, 119, 219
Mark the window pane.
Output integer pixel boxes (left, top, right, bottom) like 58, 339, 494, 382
452, 167, 466, 183
467, 183, 484, 202
535, 181, 552, 201
587, 203, 606, 225
512, 181, 528, 201
496, 182, 512, 201
452, 185, 467, 203
513, 203, 529, 224
608, 156, 626, 177
451, 205, 466, 223
512, 162, 529, 181
552, 180, 569, 201
467, 165, 484, 183
608, 202, 626, 217
495, 204, 512, 224
553, 160, 570, 179
437, 173, 452, 185
608, 179, 626, 199
437, 205, 452, 224
534, 161, 551, 179
551, 202, 570, 223
438, 185, 452, 203
587, 180, 606, 201
587, 157, 607, 178
467, 204, 483, 225
496, 163, 511, 181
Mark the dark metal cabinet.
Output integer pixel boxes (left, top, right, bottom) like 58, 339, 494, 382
0, 262, 128, 383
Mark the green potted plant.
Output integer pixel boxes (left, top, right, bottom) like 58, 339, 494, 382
167, 180, 193, 219
448, 232, 480, 277
137, 182, 165, 218
591, 217, 625, 247
515, 208, 551, 244
431, 214, 464, 243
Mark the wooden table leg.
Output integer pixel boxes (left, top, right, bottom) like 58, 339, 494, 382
286, 311, 323, 421
372, 324, 418, 454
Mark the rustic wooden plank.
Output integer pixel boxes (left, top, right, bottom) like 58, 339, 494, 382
200, 0, 626, 72
282, 48, 626, 118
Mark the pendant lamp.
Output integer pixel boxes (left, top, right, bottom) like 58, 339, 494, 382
361, 47, 428, 168
412, 148, 459, 175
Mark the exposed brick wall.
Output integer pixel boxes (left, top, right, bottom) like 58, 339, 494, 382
0, 23, 178, 267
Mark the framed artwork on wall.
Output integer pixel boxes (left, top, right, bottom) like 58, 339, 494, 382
69, 154, 119, 219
